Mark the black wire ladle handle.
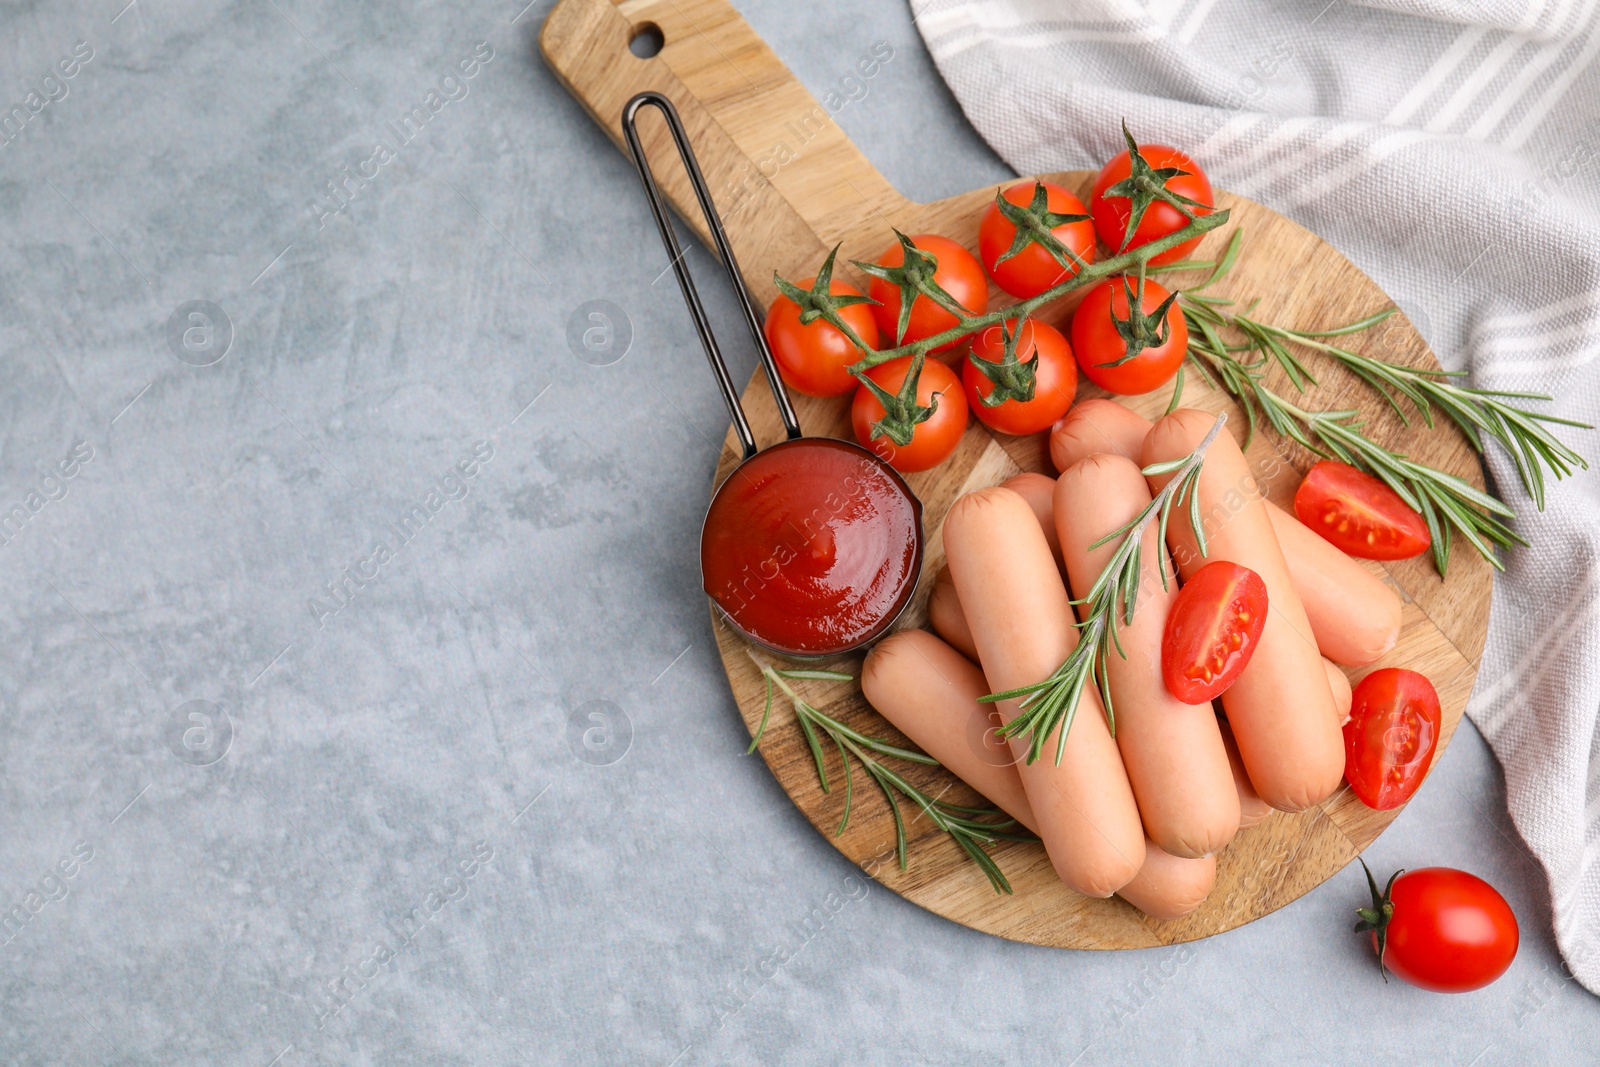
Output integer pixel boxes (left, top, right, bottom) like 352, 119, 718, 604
620, 91, 802, 461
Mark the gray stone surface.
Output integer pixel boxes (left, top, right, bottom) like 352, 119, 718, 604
0, 0, 1595, 1063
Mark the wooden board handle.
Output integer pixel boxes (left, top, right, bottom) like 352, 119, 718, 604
540, 0, 910, 304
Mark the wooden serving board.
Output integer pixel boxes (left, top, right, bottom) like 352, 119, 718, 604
541, 0, 1493, 948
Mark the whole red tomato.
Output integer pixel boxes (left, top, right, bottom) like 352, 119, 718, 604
1356, 861, 1519, 992
1343, 668, 1440, 810
961, 318, 1077, 436
866, 234, 988, 352
1090, 143, 1214, 265
978, 181, 1097, 299
1295, 460, 1431, 560
852, 357, 968, 473
763, 275, 880, 397
1071, 277, 1187, 395
1161, 561, 1269, 703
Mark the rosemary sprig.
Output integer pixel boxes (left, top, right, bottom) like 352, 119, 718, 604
1234, 314, 1590, 511
979, 415, 1227, 765
747, 655, 1033, 894
1164, 229, 1590, 575
1184, 321, 1524, 575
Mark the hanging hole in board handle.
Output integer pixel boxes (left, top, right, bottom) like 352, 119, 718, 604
629, 22, 664, 58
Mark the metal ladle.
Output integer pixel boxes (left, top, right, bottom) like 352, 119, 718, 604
620, 91, 924, 659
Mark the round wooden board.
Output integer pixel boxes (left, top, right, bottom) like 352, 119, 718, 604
542, 0, 1493, 949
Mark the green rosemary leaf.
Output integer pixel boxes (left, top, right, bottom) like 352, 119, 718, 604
1096, 638, 1116, 738
1295, 307, 1396, 337
835, 735, 854, 836
874, 766, 909, 871
954, 831, 1014, 894
1185, 348, 1222, 391
1414, 487, 1448, 577
1186, 467, 1208, 558
747, 674, 775, 755
1199, 228, 1243, 291
1141, 456, 1191, 477
776, 668, 856, 681
797, 710, 828, 793
977, 680, 1047, 703
1166, 363, 1186, 415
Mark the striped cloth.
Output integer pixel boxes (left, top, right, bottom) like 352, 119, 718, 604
910, 0, 1600, 991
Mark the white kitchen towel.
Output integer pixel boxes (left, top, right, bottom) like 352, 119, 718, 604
909, 0, 1600, 990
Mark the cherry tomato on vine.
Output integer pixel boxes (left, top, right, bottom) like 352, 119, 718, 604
762, 275, 880, 398
1343, 667, 1440, 810
961, 318, 1077, 436
851, 356, 960, 473
1090, 142, 1214, 266
866, 234, 988, 352
1161, 561, 1269, 704
1071, 276, 1187, 395
851, 357, 967, 473
1355, 862, 1518, 993
978, 181, 1097, 299
1295, 460, 1432, 561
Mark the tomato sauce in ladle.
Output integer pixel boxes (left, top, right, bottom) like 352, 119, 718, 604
623, 92, 923, 659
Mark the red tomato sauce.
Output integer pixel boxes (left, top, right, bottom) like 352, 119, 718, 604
701, 438, 922, 657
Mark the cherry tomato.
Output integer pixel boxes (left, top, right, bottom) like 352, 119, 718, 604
1090, 144, 1214, 266
762, 276, 880, 398
1343, 668, 1440, 810
1071, 277, 1187, 395
1161, 561, 1269, 704
851, 357, 968, 473
1358, 863, 1518, 993
867, 235, 988, 352
1294, 460, 1431, 560
978, 181, 1097, 299
961, 318, 1077, 436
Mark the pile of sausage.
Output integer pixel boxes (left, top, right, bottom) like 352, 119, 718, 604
860, 400, 1404, 918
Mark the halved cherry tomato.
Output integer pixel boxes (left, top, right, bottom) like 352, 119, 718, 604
1356, 863, 1518, 993
851, 357, 968, 473
978, 181, 1097, 299
763, 276, 880, 397
1071, 276, 1187, 395
1343, 667, 1440, 810
1090, 143, 1214, 266
961, 318, 1077, 436
1161, 561, 1269, 704
1294, 460, 1431, 560
866, 235, 988, 352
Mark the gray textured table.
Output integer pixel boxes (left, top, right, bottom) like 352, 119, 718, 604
1, 1, 1596, 1063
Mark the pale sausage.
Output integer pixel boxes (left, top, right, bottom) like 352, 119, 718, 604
944, 487, 1146, 895
1055, 453, 1240, 858
1325, 658, 1353, 726
1217, 714, 1273, 829
1000, 471, 1066, 580
1143, 410, 1344, 812
1117, 846, 1217, 920
1269, 507, 1401, 666
928, 567, 979, 662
